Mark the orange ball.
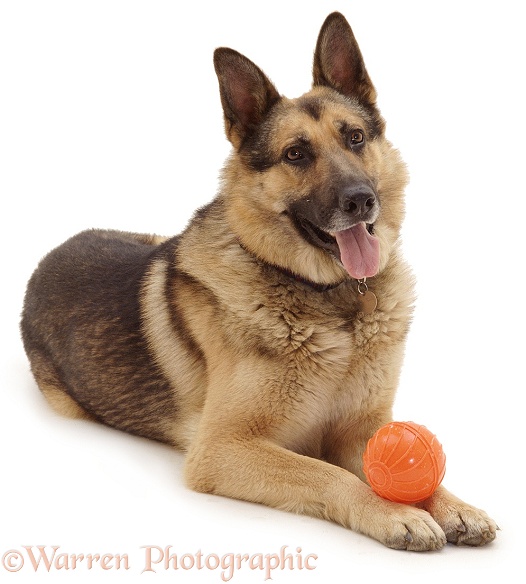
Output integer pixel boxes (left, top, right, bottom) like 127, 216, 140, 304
362, 422, 446, 504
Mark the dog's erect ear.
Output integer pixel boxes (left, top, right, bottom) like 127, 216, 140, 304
313, 12, 377, 107
214, 48, 280, 148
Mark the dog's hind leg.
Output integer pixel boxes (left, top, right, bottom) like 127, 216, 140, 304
26, 348, 95, 421
40, 385, 95, 421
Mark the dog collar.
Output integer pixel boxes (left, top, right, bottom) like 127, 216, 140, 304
271, 264, 345, 292
237, 240, 377, 311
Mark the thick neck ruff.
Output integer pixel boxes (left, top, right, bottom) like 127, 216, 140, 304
238, 240, 345, 293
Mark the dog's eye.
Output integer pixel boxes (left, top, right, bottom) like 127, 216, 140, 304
285, 148, 304, 162
349, 130, 365, 146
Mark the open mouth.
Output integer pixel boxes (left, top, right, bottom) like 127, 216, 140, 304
293, 216, 379, 280
295, 217, 375, 254
297, 217, 340, 255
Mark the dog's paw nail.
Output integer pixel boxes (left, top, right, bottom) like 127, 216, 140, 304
455, 522, 467, 533
404, 531, 414, 543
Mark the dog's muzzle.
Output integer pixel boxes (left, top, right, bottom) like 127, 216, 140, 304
288, 183, 381, 280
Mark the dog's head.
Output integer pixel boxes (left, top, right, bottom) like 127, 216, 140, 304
214, 12, 408, 285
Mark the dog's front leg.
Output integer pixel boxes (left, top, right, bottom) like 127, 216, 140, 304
183, 360, 445, 551
185, 431, 447, 550
416, 485, 497, 546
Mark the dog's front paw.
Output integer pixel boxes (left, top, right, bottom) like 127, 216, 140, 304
385, 508, 447, 551
419, 487, 497, 546
360, 498, 446, 551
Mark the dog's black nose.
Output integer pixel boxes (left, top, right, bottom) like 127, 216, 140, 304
339, 186, 377, 219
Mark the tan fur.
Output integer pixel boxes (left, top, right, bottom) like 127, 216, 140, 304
41, 385, 95, 421
21, 12, 497, 550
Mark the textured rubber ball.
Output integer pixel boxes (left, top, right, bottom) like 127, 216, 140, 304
363, 421, 446, 504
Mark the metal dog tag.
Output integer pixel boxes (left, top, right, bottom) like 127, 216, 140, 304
357, 278, 377, 314
359, 290, 378, 314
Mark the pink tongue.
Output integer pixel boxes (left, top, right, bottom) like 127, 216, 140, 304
334, 223, 380, 279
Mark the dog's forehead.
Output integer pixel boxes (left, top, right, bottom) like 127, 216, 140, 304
274, 89, 372, 141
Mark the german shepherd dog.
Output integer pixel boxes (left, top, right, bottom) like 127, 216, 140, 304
21, 13, 497, 550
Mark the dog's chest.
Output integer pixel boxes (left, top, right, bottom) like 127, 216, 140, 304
250, 285, 408, 445
257, 285, 394, 363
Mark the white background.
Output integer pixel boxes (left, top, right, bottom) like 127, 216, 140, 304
1, 1, 524, 581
